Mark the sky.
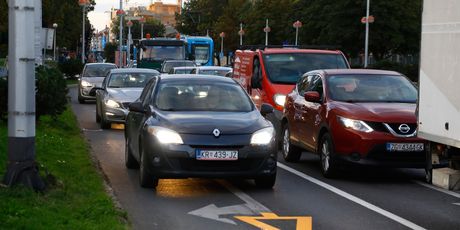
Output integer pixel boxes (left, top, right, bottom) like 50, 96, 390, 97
88, 0, 179, 31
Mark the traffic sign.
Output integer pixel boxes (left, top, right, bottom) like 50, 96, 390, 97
361, 15, 375, 24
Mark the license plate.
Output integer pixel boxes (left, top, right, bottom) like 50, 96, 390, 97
386, 143, 424, 152
196, 150, 238, 160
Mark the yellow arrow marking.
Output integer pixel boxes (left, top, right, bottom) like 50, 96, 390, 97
235, 212, 312, 230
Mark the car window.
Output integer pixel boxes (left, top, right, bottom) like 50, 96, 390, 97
154, 82, 254, 112
327, 74, 417, 103
139, 78, 157, 105
297, 74, 315, 95
108, 73, 156, 88
83, 65, 116, 77
309, 75, 324, 99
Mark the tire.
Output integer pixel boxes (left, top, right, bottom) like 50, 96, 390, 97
281, 124, 302, 162
425, 168, 433, 184
96, 106, 101, 123
78, 96, 85, 104
125, 139, 139, 169
100, 108, 111, 129
139, 148, 158, 188
254, 173, 276, 189
319, 133, 338, 178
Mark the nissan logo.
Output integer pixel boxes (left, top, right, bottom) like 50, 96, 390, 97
398, 124, 411, 134
212, 128, 221, 137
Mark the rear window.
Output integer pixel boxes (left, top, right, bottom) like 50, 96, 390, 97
83, 65, 116, 77
263, 53, 348, 84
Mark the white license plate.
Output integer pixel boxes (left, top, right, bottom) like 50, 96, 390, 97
386, 143, 424, 152
196, 150, 238, 160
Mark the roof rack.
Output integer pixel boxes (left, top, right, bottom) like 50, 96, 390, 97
237, 45, 341, 51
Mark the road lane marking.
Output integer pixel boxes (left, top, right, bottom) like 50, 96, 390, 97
235, 212, 312, 230
82, 128, 103, 132
413, 180, 460, 199
278, 163, 426, 230
188, 180, 271, 225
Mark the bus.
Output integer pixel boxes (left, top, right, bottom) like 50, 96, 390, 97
183, 36, 214, 66
138, 38, 187, 70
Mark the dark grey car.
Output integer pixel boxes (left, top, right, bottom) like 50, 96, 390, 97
124, 75, 277, 189
78, 63, 117, 103
95, 68, 159, 129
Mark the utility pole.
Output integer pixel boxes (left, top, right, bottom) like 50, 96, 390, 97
264, 19, 270, 46
4, 0, 45, 191
364, 0, 370, 68
118, 0, 124, 67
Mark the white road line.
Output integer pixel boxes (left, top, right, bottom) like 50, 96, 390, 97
217, 180, 271, 213
278, 163, 426, 230
82, 128, 103, 132
412, 180, 460, 199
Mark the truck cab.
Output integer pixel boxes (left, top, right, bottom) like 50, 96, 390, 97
232, 47, 350, 143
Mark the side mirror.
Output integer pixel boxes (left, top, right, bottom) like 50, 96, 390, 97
89, 87, 104, 96
304, 91, 321, 103
128, 102, 145, 113
260, 103, 274, 116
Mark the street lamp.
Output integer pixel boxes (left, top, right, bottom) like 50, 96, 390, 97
53, 23, 58, 61
78, 0, 90, 64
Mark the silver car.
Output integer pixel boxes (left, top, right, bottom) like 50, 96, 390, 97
78, 63, 117, 103
190, 66, 232, 77
95, 68, 159, 129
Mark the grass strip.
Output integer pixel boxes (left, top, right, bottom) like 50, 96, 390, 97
0, 107, 128, 229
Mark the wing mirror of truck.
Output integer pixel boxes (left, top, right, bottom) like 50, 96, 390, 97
304, 91, 321, 103
260, 103, 274, 116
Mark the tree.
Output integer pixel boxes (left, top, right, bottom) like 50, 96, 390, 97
110, 17, 165, 42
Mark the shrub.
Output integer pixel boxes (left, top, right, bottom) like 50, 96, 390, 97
35, 66, 68, 120
58, 59, 83, 80
0, 77, 6, 121
370, 60, 419, 82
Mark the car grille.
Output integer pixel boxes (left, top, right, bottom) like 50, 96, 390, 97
366, 122, 417, 137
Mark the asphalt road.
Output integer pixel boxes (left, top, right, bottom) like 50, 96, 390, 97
69, 87, 460, 230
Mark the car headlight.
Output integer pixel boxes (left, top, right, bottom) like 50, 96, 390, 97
273, 94, 286, 107
148, 126, 184, 145
250, 127, 275, 145
105, 99, 120, 108
337, 116, 374, 133
81, 80, 94, 87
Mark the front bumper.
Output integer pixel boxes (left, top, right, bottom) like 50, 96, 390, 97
79, 85, 96, 100
142, 134, 278, 179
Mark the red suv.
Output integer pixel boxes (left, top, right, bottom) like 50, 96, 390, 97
282, 69, 426, 177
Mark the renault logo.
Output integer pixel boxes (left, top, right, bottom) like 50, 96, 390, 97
212, 128, 221, 137
398, 124, 411, 134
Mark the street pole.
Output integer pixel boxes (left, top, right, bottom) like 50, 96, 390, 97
239, 23, 243, 46
265, 19, 269, 46
4, 0, 45, 190
127, 21, 132, 64
81, 4, 86, 64
53, 23, 58, 61
119, 0, 124, 67
364, 0, 370, 68
141, 23, 144, 39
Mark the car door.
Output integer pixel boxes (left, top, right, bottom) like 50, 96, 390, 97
292, 75, 314, 147
302, 74, 325, 150
128, 78, 157, 159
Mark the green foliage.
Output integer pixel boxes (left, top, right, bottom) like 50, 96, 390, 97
58, 59, 84, 79
111, 17, 165, 40
0, 109, 127, 229
0, 77, 6, 121
35, 66, 69, 120
104, 42, 118, 64
370, 60, 419, 82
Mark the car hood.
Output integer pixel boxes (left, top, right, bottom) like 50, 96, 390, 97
332, 102, 417, 123
107, 88, 143, 102
155, 110, 271, 135
81, 77, 105, 87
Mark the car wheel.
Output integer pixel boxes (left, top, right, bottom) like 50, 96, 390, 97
100, 107, 111, 129
96, 105, 101, 123
425, 168, 433, 184
281, 124, 302, 162
319, 133, 338, 178
139, 148, 158, 188
254, 173, 276, 189
78, 96, 85, 104
125, 139, 139, 169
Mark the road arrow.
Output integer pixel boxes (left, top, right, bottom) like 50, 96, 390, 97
188, 204, 254, 225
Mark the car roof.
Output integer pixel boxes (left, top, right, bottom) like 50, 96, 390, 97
159, 74, 236, 83
173, 66, 196, 70
163, 60, 195, 63
109, 68, 159, 74
196, 66, 232, 70
85, 63, 116, 66
261, 48, 344, 55
319, 69, 401, 76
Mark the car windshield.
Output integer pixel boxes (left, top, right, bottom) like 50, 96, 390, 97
142, 46, 185, 60
193, 44, 210, 65
327, 74, 417, 103
155, 82, 254, 112
83, 65, 116, 77
108, 72, 155, 88
199, 69, 231, 76
263, 53, 348, 84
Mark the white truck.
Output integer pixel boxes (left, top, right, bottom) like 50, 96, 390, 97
418, 0, 460, 189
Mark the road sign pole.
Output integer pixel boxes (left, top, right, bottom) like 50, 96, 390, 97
4, 0, 45, 191
240, 23, 243, 46
119, 0, 123, 67
364, 0, 370, 68
265, 19, 269, 46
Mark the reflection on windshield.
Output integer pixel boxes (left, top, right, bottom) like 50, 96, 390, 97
263, 53, 348, 84
83, 65, 116, 77
142, 46, 185, 60
155, 82, 253, 112
327, 74, 417, 103
200, 69, 230, 76
193, 45, 210, 64
108, 73, 155, 88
